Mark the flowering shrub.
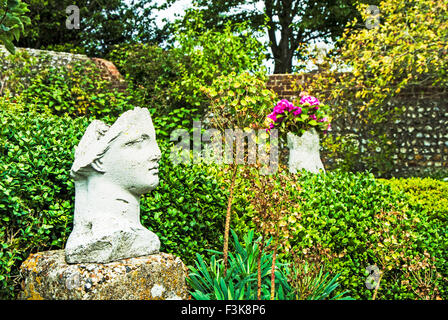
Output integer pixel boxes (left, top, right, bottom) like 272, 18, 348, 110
266, 95, 331, 137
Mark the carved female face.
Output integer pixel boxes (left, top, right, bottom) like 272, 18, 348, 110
99, 123, 161, 196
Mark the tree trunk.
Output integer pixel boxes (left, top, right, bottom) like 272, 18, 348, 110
222, 163, 238, 276
265, 0, 297, 74
273, 48, 294, 74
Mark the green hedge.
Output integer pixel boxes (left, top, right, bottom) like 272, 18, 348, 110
380, 177, 448, 222
231, 169, 448, 300
1, 105, 447, 300
0, 107, 229, 299
294, 171, 447, 300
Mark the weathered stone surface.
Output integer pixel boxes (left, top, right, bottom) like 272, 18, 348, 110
287, 129, 325, 174
19, 250, 190, 300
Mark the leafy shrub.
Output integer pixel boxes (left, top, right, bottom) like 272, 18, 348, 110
108, 43, 186, 116
289, 170, 447, 300
149, 106, 200, 141
0, 106, 231, 299
0, 0, 31, 54
1, 50, 134, 118
172, 11, 267, 112
22, 61, 132, 117
201, 71, 277, 130
109, 12, 268, 119
187, 229, 350, 300
0, 106, 88, 298
142, 150, 228, 264
380, 177, 448, 222
230, 168, 448, 300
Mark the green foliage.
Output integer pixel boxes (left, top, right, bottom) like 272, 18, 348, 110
201, 71, 277, 130
308, 0, 448, 120
320, 130, 397, 177
285, 262, 352, 300
0, 106, 88, 299
171, 10, 267, 112
108, 43, 189, 117
188, 0, 380, 73
150, 106, 199, 141
187, 229, 290, 300
1, 50, 133, 117
288, 170, 447, 300
17, 0, 166, 57
0, 0, 30, 54
142, 148, 228, 264
187, 229, 350, 300
0, 106, 229, 298
107, 18, 270, 130
230, 168, 448, 300
302, 0, 448, 177
380, 177, 448, 222
42, 43, 87, 55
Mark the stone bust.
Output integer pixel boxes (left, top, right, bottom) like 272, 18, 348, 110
65, 107, 162, 264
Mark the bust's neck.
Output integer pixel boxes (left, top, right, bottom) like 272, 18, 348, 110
75, 174, 141, 228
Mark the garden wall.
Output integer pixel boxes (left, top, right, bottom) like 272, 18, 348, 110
0, 46, 127, 93
267, 74, 448, 177
1, 46, 446, 178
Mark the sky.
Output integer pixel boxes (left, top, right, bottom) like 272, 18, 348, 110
153, 0, 192, 25
126, 0, 333, 73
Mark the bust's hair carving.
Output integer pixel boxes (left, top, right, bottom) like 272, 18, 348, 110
71, 107, 154, 179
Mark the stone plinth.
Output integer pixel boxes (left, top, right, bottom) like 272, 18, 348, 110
287, 129, 325, 174
19, 250, 190, 300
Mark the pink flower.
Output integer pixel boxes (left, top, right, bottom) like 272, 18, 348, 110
266, 122, 275, 133
310, 114, 317, 120
273, 99, 294, 114
267, 112, 278, 122
319, 117, 328, 122
293, 107, 302, 116
300, 95, 320, 106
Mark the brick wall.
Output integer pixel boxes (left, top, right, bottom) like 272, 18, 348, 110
267, 74, 448, 178
266, 74, 308, 102
91, 57, 127, 92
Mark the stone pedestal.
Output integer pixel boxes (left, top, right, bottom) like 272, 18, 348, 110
287, 129, 325, 174
19, 250, 190, 300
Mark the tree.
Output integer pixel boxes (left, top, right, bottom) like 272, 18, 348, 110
170, 10, 267, 110
0, 0, 30, 54
17, 0, 166, 57
183, 0, 380, 73
305, 0, 448, 123
302, 0, 448, 175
